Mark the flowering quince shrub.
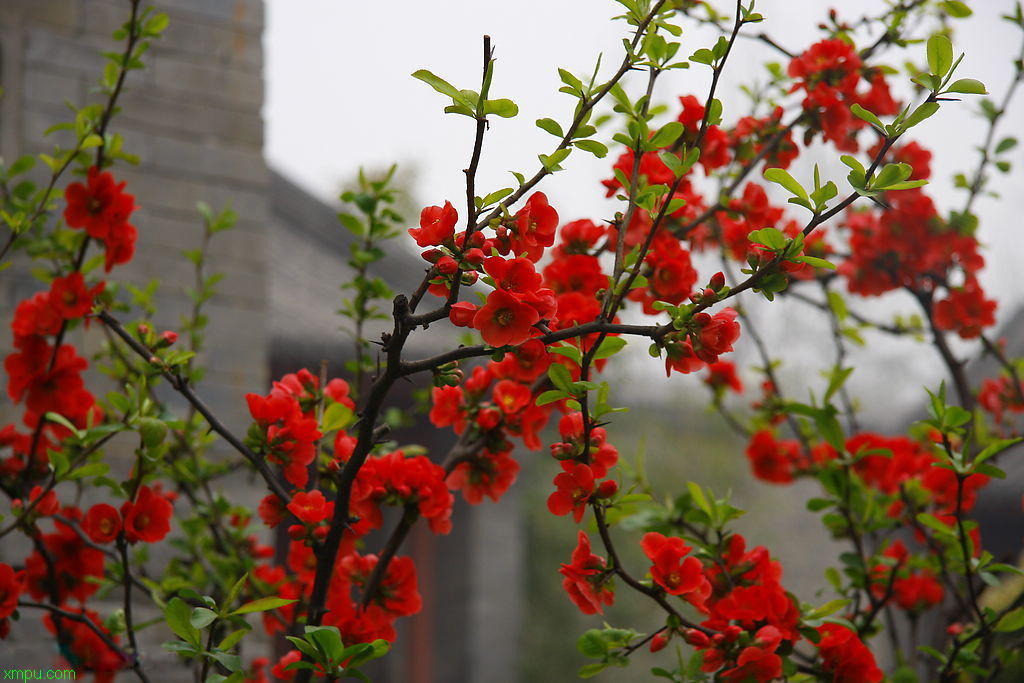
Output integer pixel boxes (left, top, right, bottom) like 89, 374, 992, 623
3, 1, 1024, 682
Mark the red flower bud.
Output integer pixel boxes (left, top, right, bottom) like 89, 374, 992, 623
287, 524, 305, 541
421, 248, 444, 263
157, 330, 178, 347
464, 247, 485, 266
596, 480, 618, 498
469, 231, 486, 248
137, 323, 151, 337
449, 301, 479, 327
684, 629, 711, 648
476, 407, 502, 431
313, 525, 329, 541
649, 633, 669, 653
709, 271, 726, 291
437, 256, 459, 275
693, 312, 712, 327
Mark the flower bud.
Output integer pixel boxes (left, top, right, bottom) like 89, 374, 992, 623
154, 330, 178, 348
649, 633, 669, 653
461, 271, 479, 286
313, 525, 329, 541
137, 323, 151, 337
421, 248, 444, 263
449, 301, 479, 327
684, 629, 711, 648
287, 524, 305, 541
693, 312, 712, 327
476, 407, 501, 431
437, 256, 459, 275
464, 247, 485, 266
596, 480, 618, 499
709, 271, 726, 291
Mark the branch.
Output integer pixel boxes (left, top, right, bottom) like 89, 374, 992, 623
97, 309, 291, 502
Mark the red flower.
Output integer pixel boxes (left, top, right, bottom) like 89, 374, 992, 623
408, 200, 458, 247
11, 292, 62, 339
704, 361, 743, 393
446, 449, 520, 505
492, 379, 531, 415
641, 532, 707, 597
429, 385, 465, 431
49, 272, 104, 320
484, 256, 542, 294
83, 503, 122, 544
288, 490, 332, 525
933, 279, 997, 339
122, 485, 174, 543
746, 430, 803, 483
258, 494, 287, 528
473, 289, 540, 347
547, 461, 594, 522
695, 307, 741, 361
63, 166, 136, 240
560, 531, 614, 614
508, 192, 558, 261
0, 563, 24, 619
817, 623, 883, 683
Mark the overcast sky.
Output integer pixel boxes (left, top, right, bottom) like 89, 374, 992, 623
264, 1, 1024, 417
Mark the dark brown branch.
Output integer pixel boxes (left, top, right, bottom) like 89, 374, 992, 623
97, 309, 291, 502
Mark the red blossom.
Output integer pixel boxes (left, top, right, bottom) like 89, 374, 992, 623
641, 531, 708, 598
560, 531, 614, 615
473, 289, 540, 348
122, 485, 174, 544
547, 461, 594, 523
83, 503, 122, 544
63, 166, 136, 241
288, 490, 332, 525
408, 200, 458, 248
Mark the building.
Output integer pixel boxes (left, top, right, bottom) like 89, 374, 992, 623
0, 1, 522, 680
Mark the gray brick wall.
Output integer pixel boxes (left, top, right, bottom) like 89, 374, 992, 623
0, 0, 271, 675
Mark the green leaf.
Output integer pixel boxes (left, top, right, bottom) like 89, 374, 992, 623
536, 118, 564, 137
649, 121, 684, 149
577, 630, 609, 658
218, 627, 250, 651
484, 98, 518, 118
975, 438, 1021, 466
927, 34, 953, 78
573, 139, 609, 158
747, 227, 786, 251
165, 598, 202, 649
593, 336, 627, 360
942, 1, 973, 17
901, 101, 940, 129
995, 137, 1018, 154
579, 662, 610, 678
763, 167, 808, 200
944, 78, 987, 95
995, 607, 1024, 632
322, 401, 353, 433
548, 363, 573, 392
850, 104, 884, 131
806, 599, 851, 619
916, 512, 954, 536
535, 390, 567, 407
230, 597, 297, 616
411, 69, 472, 107
799, 255, 837, 270
190, 607, 218, 629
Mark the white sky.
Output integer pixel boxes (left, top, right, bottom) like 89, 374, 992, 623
264, 1, 1024, 418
